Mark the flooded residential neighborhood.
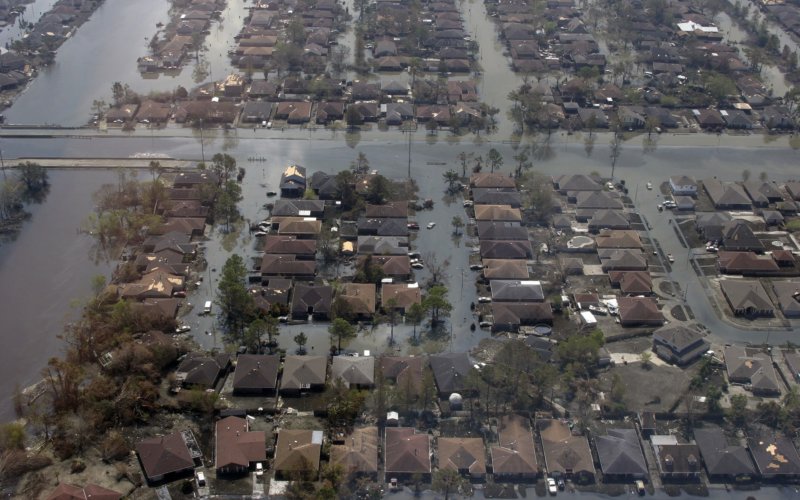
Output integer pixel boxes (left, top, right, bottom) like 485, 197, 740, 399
2, 0, 800, 499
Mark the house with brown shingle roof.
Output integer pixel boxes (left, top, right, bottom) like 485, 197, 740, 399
281, 355, 327, 394
480, 240, 534, 260
215, 416, 266, 475
45, 483, 121, 500
136, 431, 195, 483
358, 255, 411, 278
474, 204, 522, 222
595, 230, 643, 250
537, 419, 595, 481
618, 296, 664, 326
491, 302, 553, 331
438, 437, 486, 479
232, 355, 280, 395
599, 249, 648, 272
331, 426, 379, 478
652, 324, 709, 366
720, 279, 774, 317
291, 284, 333, 319
332, 355, 375, 389
491, 415, 538, 480
384, 428, 432, 480
608, 271, 653, 295
274, 429, 323, 479
262, 235, 318, 258
380, 356, 425, 399
381, 283, 422, 312
365, 201, 408, 218
724, 346, 780, 396
261, 254, 316, 279
717, 251, 779, 275
483, 259, 529, 280
338, 283, 376, 317
747, 431, 800, 479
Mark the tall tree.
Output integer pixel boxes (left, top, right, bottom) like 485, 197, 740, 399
487, 148, 503, 173
423, 286, 452, 326
432, 469, 469, 499
328, 318, 356, 352
294, 331, 308, 354
216, 255, 254, 338
406, 302, 426, 340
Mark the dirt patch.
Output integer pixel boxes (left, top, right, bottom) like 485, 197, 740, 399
671, 305, 687, 321
598, 362, 692, 412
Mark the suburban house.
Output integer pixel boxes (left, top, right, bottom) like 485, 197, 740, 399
491, 302, 554, 331
337, 283, 377, 318
723, 346, 780, 396
608, 271, 653, 295
693, 426, 756, 481
476, 221, 527, 240
136, 431, 196, 484
470, 173, 517, 189
273, 429, 323, 479
588, 210, 630, 231
365, 201, 408, 218
490, 280, 544, 302
271, 199, 325, 218
358, 255, 411, 279
772, 281, 800, 318
175, 353, 231, 388
381, 283, 422, 313
552, 174, 602, 195
260, 255, 316, 279
429, 352, 473, 398
747, 432, 800, 479
380, 356, 425, 399
594, 230, 643, 250
384, 428, 432, 481
537, 419, 595, 481
652, 324, 709, 366
279, 165, 307, 198
720, 279, 774, 317
330, 426, 379, 478
600, 249, 648, 272
491, 415, 538, 480
214, 416, 266, 475
696, 212, 732, 242
262, 235, 318, 258
232, 355, 280, 395
595, 428, 648, 480
280, 356, 327, 395
650, 436, 702, 479
331, 356, 375, 389
721, 220, 764, 253
474, 204, 523, 222
291, 284, 333, 319
438, 437, 487, 480
483, 259, 530, 280
669, 175, 698, 196
703, 178, 752, 210
717, 251, 779, 275
480, 240, 534, 260
617, 297, 664, 327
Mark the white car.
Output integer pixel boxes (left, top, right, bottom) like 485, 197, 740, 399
646, 182, 653, 190
478, 297, 492, 303
667, 254, 674, 263
547, 477, 558, 495
256, 462, 264, 476
411, 262, 424, 269
175, 324, 191, 333
426, 222, 436, 229
463, 200, 474, 207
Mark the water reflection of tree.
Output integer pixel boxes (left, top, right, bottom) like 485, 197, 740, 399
345, 130, 361, 149
584, 135, 595, 156
642, 136, 658, 154
221, 129, 239, 151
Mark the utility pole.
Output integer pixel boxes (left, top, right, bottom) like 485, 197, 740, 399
199, 118, 205, 163
0, 146, 5, 180
406, 128, 412, 178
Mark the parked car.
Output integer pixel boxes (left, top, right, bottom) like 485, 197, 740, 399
547, 477, 557, 495
411, 262, 424, 269
427, 222, 436, 229
479, 321, 492, 329
478, 296, 492, 303
469, 264, 484, 270
463, 200, 474, 207
667, 253, 674, 263
175, 324, 191, 333
557, 478, 565, 490
646, 182, 653, 190
196, 471, 206, 487
256, 463, 264, 476
635, 480, 645, 495
407, 222, 420, 230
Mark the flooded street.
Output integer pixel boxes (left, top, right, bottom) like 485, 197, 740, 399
4, 0, 248, 126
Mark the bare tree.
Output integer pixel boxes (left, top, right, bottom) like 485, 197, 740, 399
423, 252, 450, 286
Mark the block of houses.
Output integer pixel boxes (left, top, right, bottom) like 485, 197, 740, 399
438, 437, 487, 480
595, 428, 648, 480
693, 426, 755, 481
429, 352, 473, 398
280, 356, 327, 395
669, 175, 698, 196
650, 435, 702, 479
384, 428, 432, 481
215, 416, 266, 475
136, 431, 196, 483
747, 432, 800, 479
618, 296, 664, 326
724, 346, 780, 396
652, 324, 709, 366
331, 427, 379, 478
720, 279, 774, 317
491, 415, 538, 480
381, 283, 421, 312
232, 355, 280, 395
291, 284, 333, 319
274, 429, 323, 479
537, 419, 595, 481
332, 356, 375, 389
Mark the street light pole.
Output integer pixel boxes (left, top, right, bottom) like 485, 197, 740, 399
199, 118, 205, 163
406, 128, 412, 179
